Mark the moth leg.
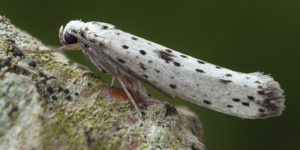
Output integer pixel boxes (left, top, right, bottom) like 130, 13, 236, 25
110, 77, 115, 87
136, 80, 147, 94
117, 77, 140, 112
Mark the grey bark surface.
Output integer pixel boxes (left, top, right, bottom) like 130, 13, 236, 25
0, 16, 205, 150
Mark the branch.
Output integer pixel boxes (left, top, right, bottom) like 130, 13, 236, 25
0, 16, 205, 150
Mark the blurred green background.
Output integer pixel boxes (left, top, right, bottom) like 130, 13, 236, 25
1, 0, 299, 149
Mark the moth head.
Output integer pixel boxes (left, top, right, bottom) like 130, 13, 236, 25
59, 20, 84, 45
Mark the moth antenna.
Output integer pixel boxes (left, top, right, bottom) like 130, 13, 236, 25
22, 43, 81, 54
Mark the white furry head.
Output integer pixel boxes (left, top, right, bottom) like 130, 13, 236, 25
59, 20, 116, 45
59, 20, 85, 45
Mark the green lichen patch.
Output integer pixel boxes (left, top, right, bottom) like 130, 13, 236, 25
41, 97, 141, 150
0, 39, 13, 53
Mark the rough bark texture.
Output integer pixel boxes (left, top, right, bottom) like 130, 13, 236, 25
0, 16, 205, 150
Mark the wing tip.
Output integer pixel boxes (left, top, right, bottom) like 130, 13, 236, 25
257, 74, 286, 119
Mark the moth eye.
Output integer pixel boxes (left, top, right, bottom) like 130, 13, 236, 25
64, 32, 78, 44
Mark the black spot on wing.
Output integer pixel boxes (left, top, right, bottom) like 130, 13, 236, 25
169, 84, 176, 89
247, 96, 255, 100
257, 85, 263, 89
257, 90, 265, 95
255, 81, 261, 84
220, 79, 232, 84
232, 98, 241, 102
139, 50, 146, 55
173, 61, 180, 67
139, 63, 146, 70
158, 50, 175, 63
180, 55, 188, 58
102, 25, 108, 29
122, 45, 129, 49
241, 102, 250, 106
203, 100, 211, 105
225, 74, 232, 77
197, 60, 205, 64
165, 49, 173, 53
262, 96, 284, 112
227, 105, 233, 108
195, 69, 205, 73
131, 37, 138, 40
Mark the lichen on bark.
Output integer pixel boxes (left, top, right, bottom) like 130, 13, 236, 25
0, 16, 205, 150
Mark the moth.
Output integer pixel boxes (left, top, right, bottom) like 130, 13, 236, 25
58, 20, 285, 119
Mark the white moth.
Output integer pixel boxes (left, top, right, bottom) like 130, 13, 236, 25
58, 20, 285, 119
